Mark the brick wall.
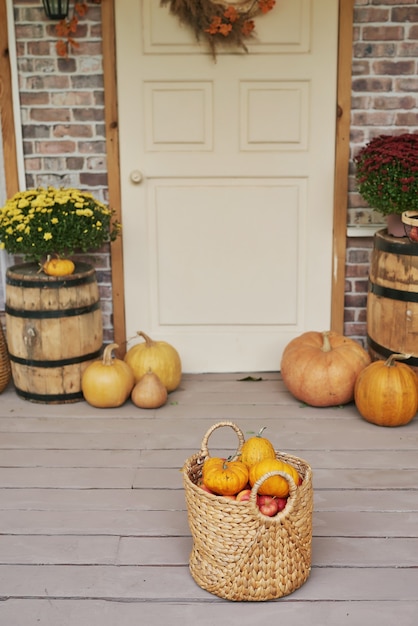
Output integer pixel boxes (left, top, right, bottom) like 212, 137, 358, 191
8, 1, 418, 346
11, 0, 113, 340
345, 0, 418, 345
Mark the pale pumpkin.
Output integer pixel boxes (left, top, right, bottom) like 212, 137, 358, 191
354, 353, 418, 427
280, 330, 371, 407
81, 343, 135, 408
202, 457, 249, 496
124, 331, 182, 392
249, 458, 299, 498
131, 370, 168, 409
42, 255, 75, 276
240, 427, 276, 468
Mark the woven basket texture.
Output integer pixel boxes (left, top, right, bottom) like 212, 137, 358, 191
183, 421, 313, 601
0, 324, 11, 393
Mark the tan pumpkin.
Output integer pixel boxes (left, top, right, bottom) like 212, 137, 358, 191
240, 427, 276, 468
131, 370, 168, 409
249, 458, 299, 498
280, 330, 371, 407
124, 331, 182, 392
202, 457, 249, 496
81, 343, 135, 408
354, 353, 418, 427
42, 256, 75, 276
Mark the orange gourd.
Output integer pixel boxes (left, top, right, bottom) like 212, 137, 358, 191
81, 343, 135, 408
354, 353, 418, 427
280, 330, 371, 407
202, 457, 249, 496
131, 370, 168, 409
240, 427, 276, 468
249, 458, 299, 498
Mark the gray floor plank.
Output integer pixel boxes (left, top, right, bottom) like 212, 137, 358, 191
0, 374, 417, 622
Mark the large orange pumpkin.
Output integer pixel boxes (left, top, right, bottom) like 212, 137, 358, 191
124, 331, 182, 392
354, 353, 418, 427
280, 330, 371, 407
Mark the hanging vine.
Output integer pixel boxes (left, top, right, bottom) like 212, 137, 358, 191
160, 0, 277, 58
55, 1, 102, 57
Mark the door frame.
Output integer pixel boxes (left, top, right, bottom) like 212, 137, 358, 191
0, 0, 19, 200
97, 0, 354, 351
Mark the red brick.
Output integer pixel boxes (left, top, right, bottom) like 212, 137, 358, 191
362, 26, 405, 40
392, 7, 418, 21
35, 141, 76, 154
53, 124, 93, 138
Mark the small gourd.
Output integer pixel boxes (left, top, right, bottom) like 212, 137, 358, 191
240, 427, 276, 468
131, 370, 168, 409
124, 331, 182, 392
249, 458, 300, 498
81, 343, 135, 408
354, 353, 418, 427
42, 255, 75, 276
202, 457, 249, 496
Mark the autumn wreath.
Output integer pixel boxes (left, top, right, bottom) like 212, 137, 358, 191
160, 0, 276, 58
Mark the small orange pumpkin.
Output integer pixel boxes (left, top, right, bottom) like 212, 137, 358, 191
240, 427, 276, 468
42, 255, 75, 276
354, 353, 418, 427
280, 330, 371, 407
202, 457, 249, 496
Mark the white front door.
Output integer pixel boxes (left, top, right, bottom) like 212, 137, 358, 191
115, 0, 338, 372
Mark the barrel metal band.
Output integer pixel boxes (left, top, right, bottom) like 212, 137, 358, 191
8, 348, 102, 368
14, 387, 84, 403
5, 300, 101, 319
374, 234, 418, 256
6, 273, 96, 289
367, 335, 418, 366
368, 279, 418, 303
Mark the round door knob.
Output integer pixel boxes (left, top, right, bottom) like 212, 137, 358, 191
130, 170, 143, 184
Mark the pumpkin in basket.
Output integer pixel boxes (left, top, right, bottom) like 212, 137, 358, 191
124, 331, 182, 392
280, 330, 371, 407
249, 458, 300, 498
354, 353, 418, 427
240, 427, 276, 468
202, 457, 249, 496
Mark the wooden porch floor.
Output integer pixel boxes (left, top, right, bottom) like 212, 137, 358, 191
0, 372, 417, 625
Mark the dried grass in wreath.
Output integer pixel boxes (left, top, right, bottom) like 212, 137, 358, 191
160, 0, 276, 59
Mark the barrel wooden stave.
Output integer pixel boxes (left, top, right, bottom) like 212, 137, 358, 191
367, 229, 418, 370
5, 262, 103, 403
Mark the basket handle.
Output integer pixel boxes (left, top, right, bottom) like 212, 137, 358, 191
249, 470, 299, 520
200, 421, 246, 460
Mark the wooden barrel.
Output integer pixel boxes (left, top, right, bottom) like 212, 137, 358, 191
367, 229, 418, 370
5, 262, 103, 403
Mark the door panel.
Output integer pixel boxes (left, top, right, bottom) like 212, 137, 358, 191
115, 0, 338, 372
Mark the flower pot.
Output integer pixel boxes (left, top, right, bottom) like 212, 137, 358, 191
5, 262, 103, 403
386, 213, 406, 237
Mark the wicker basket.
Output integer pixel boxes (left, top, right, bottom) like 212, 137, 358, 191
0, 324, 11, 394
183, 421, 313, 601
